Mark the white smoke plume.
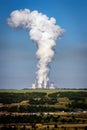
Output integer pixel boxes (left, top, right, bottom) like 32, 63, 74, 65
7, 9, 64, 89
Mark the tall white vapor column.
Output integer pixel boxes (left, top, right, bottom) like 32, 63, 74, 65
7, 9, 65, 90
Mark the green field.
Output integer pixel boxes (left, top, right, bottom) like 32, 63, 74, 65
0, 89, 87, 112
0, 89, 87, 129
0, 89, 87, 93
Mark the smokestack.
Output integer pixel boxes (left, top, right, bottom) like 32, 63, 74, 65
43, 85, 47, 89
32, 83, 36, 89
38, 83, 42, 89
7, 9, 64, 89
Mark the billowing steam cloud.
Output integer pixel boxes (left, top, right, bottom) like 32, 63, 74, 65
7, 9, 64, 89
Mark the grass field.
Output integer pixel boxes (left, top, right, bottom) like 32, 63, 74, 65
0, 89, 87, 93
0, 89, 87, 130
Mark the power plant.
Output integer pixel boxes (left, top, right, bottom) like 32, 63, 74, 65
32, 81, 56, 89
8, 9, 64, 89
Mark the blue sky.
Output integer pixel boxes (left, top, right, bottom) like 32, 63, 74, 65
0, 0, 87, 89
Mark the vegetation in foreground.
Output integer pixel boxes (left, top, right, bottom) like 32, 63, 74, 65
0, 89, 87, 129
0, 123, 87, 130
0, 89, 87, 112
